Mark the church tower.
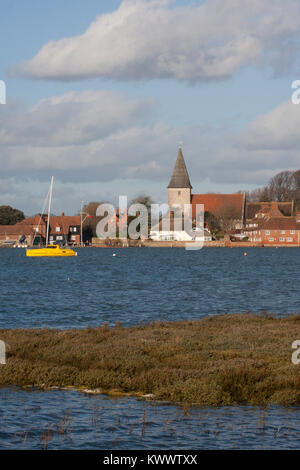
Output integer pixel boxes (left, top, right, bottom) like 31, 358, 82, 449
168, 147, 192, 211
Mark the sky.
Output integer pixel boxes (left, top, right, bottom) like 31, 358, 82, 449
1, 0, 300, 215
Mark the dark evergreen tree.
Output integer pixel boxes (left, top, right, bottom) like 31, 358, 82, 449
0, 205, 25, 225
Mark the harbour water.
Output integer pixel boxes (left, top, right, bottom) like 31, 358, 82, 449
0, 247, 299, 449
0, 247, 299, 329
1, 387, 300, 450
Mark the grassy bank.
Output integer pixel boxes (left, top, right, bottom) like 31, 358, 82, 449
1, 314, 300, 406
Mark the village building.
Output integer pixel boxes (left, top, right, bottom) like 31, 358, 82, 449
245, 216, 300, 246
150, 215, 212, 242
0, 213, 80, 246
245, 201, 294, 227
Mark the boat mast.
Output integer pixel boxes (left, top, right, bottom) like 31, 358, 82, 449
46, 176, 54, 246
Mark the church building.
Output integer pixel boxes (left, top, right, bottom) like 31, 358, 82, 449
168, 147, 246, 229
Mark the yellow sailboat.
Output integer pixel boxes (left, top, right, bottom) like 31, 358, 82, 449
26, 244, 77, 257
26, 177, 77, 257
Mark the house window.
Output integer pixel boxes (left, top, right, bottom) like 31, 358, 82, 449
287, 237, 293, 242
56, 236, 63, 240
73, 227, 77, 232
49, 236, 53, 240
71, 235, 76, 241
281, 230, 285, 234
266, 230, 270, 235
56, 226, 60, 232
268, 238, 274, 242
279, 237, 284, 242
290, 230, 295, 234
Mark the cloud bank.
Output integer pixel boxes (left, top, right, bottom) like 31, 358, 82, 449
0, 90, 181, 184
11, 0, 300, 82
0, 90, 299, 191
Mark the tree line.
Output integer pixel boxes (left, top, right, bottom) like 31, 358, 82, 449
245, 169, 300, 207
0, 205, 25, 225
81, 196, 153, 240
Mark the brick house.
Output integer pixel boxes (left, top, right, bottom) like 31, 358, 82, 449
0, 213, 80, 246
245, 201, 294, 227
245, 216, 300, 246
46, 215, 80, 245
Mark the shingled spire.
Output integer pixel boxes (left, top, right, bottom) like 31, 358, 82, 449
168, 147, 192, 189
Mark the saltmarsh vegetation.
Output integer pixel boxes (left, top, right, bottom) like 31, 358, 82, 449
0, 313, 300, 407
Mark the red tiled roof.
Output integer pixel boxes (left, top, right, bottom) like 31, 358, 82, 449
0, 215, 80, 237
191, 193, 245, 219
46, 215, 80, 235
260, 217, 300, 230
0, 225, 33, 236
247, 216, 300, 231
246, 202, 293, 219
18, 214, 45, 226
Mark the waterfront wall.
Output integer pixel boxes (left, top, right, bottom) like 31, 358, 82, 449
91, 238, 299, 248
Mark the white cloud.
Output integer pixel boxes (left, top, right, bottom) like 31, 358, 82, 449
0, 91, 180, 183
0, 90, 154, 147
204, 100, 300, 184
1, 88, 300, 215
11, 0, 300, 82
240, 99, 300, 151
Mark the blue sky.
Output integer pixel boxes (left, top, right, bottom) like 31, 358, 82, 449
1, 0, 300, 215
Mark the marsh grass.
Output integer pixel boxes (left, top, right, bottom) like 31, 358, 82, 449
1, 313, 300, 406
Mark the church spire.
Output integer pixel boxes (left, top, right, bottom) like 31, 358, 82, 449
168, 147, 192, 189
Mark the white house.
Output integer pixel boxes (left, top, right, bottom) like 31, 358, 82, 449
150, 215, 212, 242
150, 228, 211, 242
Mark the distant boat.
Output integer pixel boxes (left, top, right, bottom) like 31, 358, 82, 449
26, 177, 77, 258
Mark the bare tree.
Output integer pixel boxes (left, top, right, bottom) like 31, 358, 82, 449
294, 170, 300, 209
246, 169, 300, 206
268, 171, 295, 202
129, 195, 153, 212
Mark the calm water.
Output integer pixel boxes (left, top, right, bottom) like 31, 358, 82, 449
0, 387, 300, 450
0, 247, 299, 449
0, 247, 299, 329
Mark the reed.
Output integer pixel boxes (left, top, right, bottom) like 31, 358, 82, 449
0, 313, 300, 406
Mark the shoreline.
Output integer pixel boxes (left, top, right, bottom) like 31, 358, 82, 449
1, 313, 300, 407
2, 241, 300, 249
91, 242, 300, 248
91, 239, 300, 248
